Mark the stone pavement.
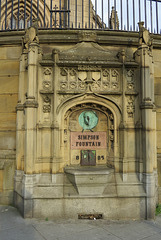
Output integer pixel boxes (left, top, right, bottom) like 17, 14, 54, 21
0, 206, 161, 240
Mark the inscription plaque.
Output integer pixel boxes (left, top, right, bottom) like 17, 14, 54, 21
71, 132, 107, 150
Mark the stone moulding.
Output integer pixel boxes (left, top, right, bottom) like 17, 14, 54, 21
16, 103, 24, 111
57, 61, 123, 67
23, 100, 38, 108
39, 60, 54, 66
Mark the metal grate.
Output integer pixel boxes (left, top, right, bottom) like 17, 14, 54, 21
78, 213, 103, 220
0, 0, 161, 33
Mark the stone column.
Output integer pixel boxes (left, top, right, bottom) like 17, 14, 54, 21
24, 41, 39, 174
16, 53, 27, 170
15, 25, 40, 217
23, 35, 39, 217
52, 49, 61, 173
135, 22, 157, 219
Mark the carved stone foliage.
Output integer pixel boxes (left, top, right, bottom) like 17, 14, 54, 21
42, 95, 51, 113
126, 70, 135, 91
127, 96, 135, 118
59, 67, 120, 92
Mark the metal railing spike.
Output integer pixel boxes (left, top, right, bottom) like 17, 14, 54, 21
0, 0, 160, 34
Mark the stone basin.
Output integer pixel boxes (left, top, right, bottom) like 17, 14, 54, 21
64, 166, 114, 196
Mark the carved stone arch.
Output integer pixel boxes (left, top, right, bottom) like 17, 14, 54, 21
58, 96, 121, 169
57, 93, 122, 125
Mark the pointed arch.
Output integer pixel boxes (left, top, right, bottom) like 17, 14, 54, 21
0, 0, 50, 30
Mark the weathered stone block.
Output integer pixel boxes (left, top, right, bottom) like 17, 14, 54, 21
0, 76, 18, 94
0, 132, 16, 150
3, 161, 15, 190
6, 47, 21, 59
32, 197, 146, 220
0, 113, 16, 130
0, 95, 18, 113
0, 61, 19, 75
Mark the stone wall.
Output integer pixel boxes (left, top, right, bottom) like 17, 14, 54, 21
0, 42, 21, 204
0, 29, 161, 218
154, 48, 161, 202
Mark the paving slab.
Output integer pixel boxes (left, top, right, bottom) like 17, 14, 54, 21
58, 227, 121, 240
1, 206, 161, 240
102, 221, 161, 240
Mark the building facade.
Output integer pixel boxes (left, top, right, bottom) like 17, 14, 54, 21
0, 0, 161, 219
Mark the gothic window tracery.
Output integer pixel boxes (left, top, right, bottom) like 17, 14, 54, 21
0, 0, 50, 30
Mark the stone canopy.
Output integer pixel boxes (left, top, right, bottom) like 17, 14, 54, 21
58, 41, 118, 64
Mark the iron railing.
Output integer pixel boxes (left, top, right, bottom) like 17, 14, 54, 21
0, 0, 161, 33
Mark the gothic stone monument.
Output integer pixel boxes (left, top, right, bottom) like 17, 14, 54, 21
13, 24, 157, 220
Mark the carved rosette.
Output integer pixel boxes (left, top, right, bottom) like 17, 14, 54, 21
43, 81, 51, 90
59, 67, 120, 92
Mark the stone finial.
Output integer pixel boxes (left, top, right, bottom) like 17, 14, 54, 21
32, 18, 39, 30
110, 6, 119, 30
22, 22, 39, 51
117, 49, 126, 62
138, 21, 153, 50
